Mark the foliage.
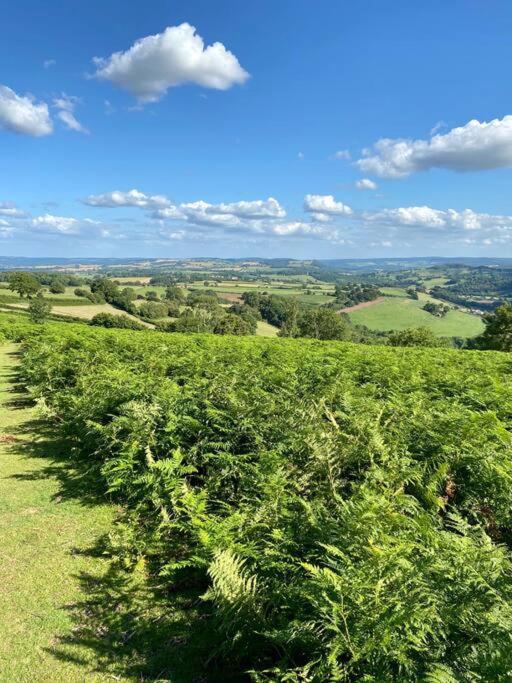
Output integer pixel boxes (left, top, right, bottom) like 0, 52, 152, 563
213, 313, 252, 335
474, 302, 512, 351
48, 277, 66, 294
6, 318, 512, 681
8, 271, 41, 298
281, 307, 353, 341
138, 301, 169, 320
423, 302, 450, 317
388, 326, 450, 347
334, 282, 381, 307
90, 313, 145, 330
28, 292, 52, 323
164, 285, 186, 302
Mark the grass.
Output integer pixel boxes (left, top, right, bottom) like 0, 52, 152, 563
0, 344, 126, 681
348, 292, 485, 337
256, 320, 279, 337
0, 341, 222, 682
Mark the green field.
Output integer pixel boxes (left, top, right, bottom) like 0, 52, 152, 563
348, 291, 484, 337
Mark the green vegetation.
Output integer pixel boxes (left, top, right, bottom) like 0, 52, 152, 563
91, 312, 146, 330
0, 343, 118, 681
28, 291, 52, 323
0, 314, 510, 680
348, 291, 484, 337
474, 302, 512, 351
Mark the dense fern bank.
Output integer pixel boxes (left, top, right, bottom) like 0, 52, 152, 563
2, 313, 512, 681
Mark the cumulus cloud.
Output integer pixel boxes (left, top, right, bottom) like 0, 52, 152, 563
363, 205, 512, 245
0, 85, 52, 137
357, 115, 512, 178
333, 149, 351, 160
53, 94, 88, 134
30, 214, 102, 236
209, 197, 285, 219
355, 178, 378, 190
93, 23, 249, 102
154, 197, 340, 240
303, 194, 353, 220
83, 189, 171, 209
43, 59, 56, 69
0, 202, 27, 218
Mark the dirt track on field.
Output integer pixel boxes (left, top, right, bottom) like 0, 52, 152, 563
338, 297, 385, 314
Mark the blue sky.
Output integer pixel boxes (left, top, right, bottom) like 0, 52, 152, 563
2, 0, 512, 258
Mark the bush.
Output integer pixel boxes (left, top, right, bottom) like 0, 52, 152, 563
388, 326, 450, 348
90, 313, 145, 330
138, 301, 169, 320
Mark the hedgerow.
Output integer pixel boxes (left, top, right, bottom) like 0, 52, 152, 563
4, 315, 512, 681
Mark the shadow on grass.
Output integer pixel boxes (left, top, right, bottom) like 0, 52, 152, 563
44, 557, 242, 683
3, 358, 249, 682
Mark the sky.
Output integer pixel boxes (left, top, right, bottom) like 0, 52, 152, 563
2, 0, 512, 258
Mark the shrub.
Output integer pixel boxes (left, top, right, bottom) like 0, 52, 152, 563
138, 301, 169, 320
90, 313, 145, 330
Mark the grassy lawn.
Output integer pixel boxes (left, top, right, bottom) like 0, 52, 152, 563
348, 294, 484, 337
0, 344, 126, 681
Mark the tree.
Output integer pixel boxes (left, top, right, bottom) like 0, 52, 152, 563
49, 278, 66, 294
28, 292, 52, 323
8, 271, 41, 298
213, 313, 252, 335
289, 308, 352, 341
164, 285, 185, 303
388, 326, 449, 348
474, 302, 512, 351
139, 301, 169, 319
146, 290, 160, 301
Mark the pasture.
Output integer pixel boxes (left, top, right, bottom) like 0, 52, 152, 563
348, 289, 484, 337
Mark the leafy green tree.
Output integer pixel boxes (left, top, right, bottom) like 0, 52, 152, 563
388, 326, 448, 347
214, 313, 252, 335
8, 271, 41, 298
164, 285, 185, 303
145, 290, 160, 301
474, 302, 512, 351
289, 308, 352, 341
139, 301, 169, 319
28, 292, 52, 323
49, 278, 66, 294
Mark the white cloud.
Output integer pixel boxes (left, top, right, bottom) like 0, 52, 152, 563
30, 214, 101, 235
355, 178, 377, 190
0, 85, 52, 137
298, 151, 304, 160
210, 197, 285, 219
364, 205, 512, 233
57, 110, 89, 134
43, 59, 56, 69
357, 115, 512, 178
93, 23, 249, 102
333, 149, 351, 160
53, 94, 88, 134
0, 202, 27, 218
303, 194, 353, 219
84, 189, 171, 209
